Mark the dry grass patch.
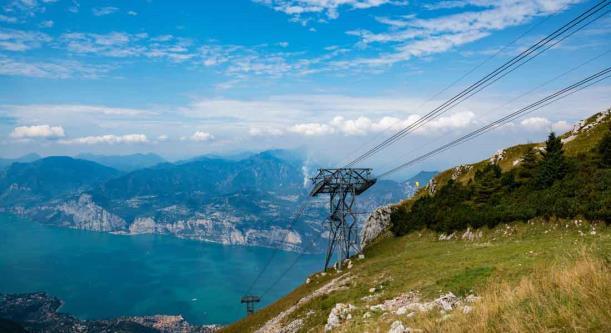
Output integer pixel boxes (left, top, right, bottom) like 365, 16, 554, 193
417, 250, 611, 332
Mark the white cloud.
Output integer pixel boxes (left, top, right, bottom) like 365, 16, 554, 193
4, 104, 149, 117
92, 6, 118, 16
0, 15, 18, 23
521, 116, 551, 130
197, 43, 319, 78
68, 0, 79, 13
289, 123, 335, 136
253, 0, 406, 22
422, 1, 475, 10
157, 134, 169, 141
10, 124, 65, 139
59, 32, 195, 62
552, 120, 572, 133
330, 116, 375, 135
519, 117, 573, 134
0, 57, 112, 78
190, 131, 214, 142
38, 20, 54, 28
249, 127, 284, 136
182, 94, 428, 124
127, 11, 138, 16
60, 134, 149, 144
424, 111, 475, 130
0, 28, 51, 51
345, 0, 580, 67
1, 104, 154, 136
290, 111, 474, 136
3, 0, 50, 18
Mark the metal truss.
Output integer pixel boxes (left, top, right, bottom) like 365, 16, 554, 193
310, 168, 376, 270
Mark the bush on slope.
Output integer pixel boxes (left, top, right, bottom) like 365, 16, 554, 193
391, 128, 611, 236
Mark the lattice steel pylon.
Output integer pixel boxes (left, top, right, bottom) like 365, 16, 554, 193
241, 295, 260, 315
310, 168, 376, 271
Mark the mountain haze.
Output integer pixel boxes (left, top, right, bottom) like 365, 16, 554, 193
76, 153, 166, 172
0, 150, 426, 252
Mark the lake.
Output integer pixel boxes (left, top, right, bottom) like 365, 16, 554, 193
0, 214, 324, 325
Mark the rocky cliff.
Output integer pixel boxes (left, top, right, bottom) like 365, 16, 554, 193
360, 206, 392, 249
0, 150, 421, 252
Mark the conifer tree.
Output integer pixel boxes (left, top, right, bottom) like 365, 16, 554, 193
473, 164, 501, 204
535, 132, 566, 188
519, 147, 538, 179
599, 127, 611, 168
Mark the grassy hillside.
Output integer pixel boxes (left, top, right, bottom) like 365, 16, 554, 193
223, 220, 609, 332
390, 110, 610, 237
423, 109, 610, 190
222, 110, 611, 333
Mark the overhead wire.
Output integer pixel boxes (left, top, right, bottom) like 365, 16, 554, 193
346, 0, 609, 167
392, 47, 611, 179
243, 197, 313, 296
336, 13, 554, 168
259, 222, 326, 298
376, 66, 611, 179
344, 0, 609, 168
240, 0, 611, 303
256, 63, 611, 299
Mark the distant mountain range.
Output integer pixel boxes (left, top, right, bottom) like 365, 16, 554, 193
76, 153, 167, 171
0, 150, 436, 252
0, 153, 41, 170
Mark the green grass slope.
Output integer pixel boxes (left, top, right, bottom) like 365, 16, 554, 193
224, 220, 609, 332
222, 109, 611, 333
424, 109, 610, 190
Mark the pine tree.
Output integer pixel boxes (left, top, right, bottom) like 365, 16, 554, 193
519, 147, 538, 179
473, 164, 501, 204
535, 132, 567, 188
599, 128, 611, 168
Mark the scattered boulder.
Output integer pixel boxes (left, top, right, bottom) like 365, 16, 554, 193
324, 303, 355, 332
461, 228, 482, 241
438, 232, 456, 241
370, 291, 470, 318
427, 179, 437, 195
279, 319, 303, 333
395, 306, 409, 315
369, 292, 420, 312
434, 292, 459, 311
465, 294, 481, 303
489, 149, 505, 164
389, 320, 410, 333
451, 165, 472, 180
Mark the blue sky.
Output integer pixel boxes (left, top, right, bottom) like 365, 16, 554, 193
0, 0, 610, 177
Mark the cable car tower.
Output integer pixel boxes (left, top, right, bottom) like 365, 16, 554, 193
310, 168, 376, 271
240, 295, 260, 315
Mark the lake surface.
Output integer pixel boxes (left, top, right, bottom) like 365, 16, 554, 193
0, 214, 324, 325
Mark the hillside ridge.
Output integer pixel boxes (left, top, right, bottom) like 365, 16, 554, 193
222, 108, 611, 333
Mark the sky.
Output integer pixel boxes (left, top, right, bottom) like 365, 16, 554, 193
0, 0, 610, 178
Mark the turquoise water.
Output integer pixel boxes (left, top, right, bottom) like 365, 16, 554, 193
0, 214, 323, 325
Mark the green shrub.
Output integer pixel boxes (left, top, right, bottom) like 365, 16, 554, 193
391, 132, 611, 236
